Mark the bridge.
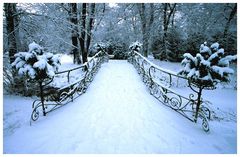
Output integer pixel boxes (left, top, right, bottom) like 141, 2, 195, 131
4, 50, 235, 153
30, 50, 211, 132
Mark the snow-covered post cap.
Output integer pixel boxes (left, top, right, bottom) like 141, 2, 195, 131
12, 42, 60, 81
178, 42, 236, 88
129, 41, 142, 52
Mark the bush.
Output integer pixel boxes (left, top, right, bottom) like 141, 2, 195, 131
166, 28, 185, 62
151, 28, 184, 62
178, 41, 237, 87
11, 42, 60, 95
184, 32, 206, 56
89, 42, 109, 57
90, 40, 128, 60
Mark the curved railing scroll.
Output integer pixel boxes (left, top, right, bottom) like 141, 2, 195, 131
128, 51, 211, 132
30, 50, 109, 124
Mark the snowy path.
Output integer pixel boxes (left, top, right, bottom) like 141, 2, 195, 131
4, 60, 236, 154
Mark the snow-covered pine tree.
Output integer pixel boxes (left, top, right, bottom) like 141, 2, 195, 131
12, 42, 61, 115
12, 42, 60, 82
178, 42, 236, 87
178, 41, 236, 124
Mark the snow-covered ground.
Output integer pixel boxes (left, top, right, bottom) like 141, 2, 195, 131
3, 59, 236, 154
59, 54, 79, 71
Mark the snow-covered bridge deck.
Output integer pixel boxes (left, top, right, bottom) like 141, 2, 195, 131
4, 60, 236, 153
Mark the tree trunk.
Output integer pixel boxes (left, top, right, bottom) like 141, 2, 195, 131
162, 3, 176, 60
223, 4, 237, 50
138, 3, 148, 57
148, 3, 154, 53
80, 3, 87, 63
162, 3, 168, 60
86, 3, 95, 55
171, 5, 176, 27
70, 3, 81, 64
4, 3, 18, 63
14, 9, 21, 52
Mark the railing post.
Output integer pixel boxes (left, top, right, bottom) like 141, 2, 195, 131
39, 81, 46, 116
169, 74, 172, 87
194, 86, 203, 122
67, 71, 70, 83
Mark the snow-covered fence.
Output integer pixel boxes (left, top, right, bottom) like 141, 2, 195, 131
128, 51, 211, 132
30, 50, 109, 124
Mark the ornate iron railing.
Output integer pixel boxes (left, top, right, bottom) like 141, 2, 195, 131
128, 51, 211, 132
30, 50, 109, 124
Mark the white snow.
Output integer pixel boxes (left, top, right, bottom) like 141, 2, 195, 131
183, 53, 195, 62
210, 42, 219, 51
3, 60, 236, 154
15, 60, 26, 69
201, 73, 212, 81
219, 55, 237, 67
28, 41, 43, 53
200, 44, 212, 55
46, 64, 55, 77
25, 53, 34, 61
45, 52, 53, 59
3, 95, 36, 137
200, 59, 210, 67
212, 66, 234, 77
218, 48, 224, 54
59, 54, 79, 71
187, 68, 196, 78
208, 52, 219, 63
27, 67, 36, 79
33, 59, 47, 70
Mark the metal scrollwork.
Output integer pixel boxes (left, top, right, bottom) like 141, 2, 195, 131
31, 100, 41, 122
128, 51, 212, 132
30, 50, 108, 124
